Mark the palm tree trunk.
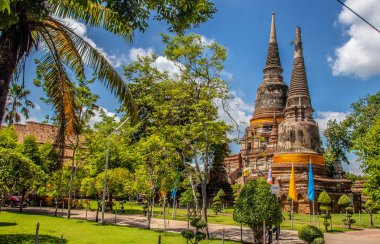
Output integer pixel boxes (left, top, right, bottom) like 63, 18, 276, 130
67, 146, 77, 219
0, 39, 18, 123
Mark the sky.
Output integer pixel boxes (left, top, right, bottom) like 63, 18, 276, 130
19, 0, 380, 174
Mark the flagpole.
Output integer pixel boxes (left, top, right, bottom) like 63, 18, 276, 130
312, 200, 315, 225
291, 199, 294, 229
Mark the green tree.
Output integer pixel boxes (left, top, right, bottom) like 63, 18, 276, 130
317, 191, 331, 232
323, 119, 350, 177
122, 34, 233, 238
324, 92, 380, 205
231, 183, 242, 205
38, 166, 71, 216
233, 179, 282, 244
132, 134, 178, 229
0, 0, 216, 126
0, 147, 44, 212
212, 195, 223, 215
1, 1, 143, 148
0, 126, 18, 149
4, 83, 34, 125
364, 199, 379, 227
338, 194, 355, 228
216, 188, 225, 203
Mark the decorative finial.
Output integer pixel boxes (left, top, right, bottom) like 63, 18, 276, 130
269, 12, 277, 43
294, 26, 303, 59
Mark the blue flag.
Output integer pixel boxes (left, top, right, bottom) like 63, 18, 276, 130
307, 161, 315, 201
171, 186, 177, 198
171, 167, 179, 198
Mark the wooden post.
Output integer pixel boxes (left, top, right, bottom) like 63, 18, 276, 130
35, 222, 40, 244
85, 205, 88, 220
263, 220, 266, 244
62, 200, 64, 217
158, 234, 161, 244
222, 228, 225, 244
240, 224, 243, 243
39, 200, 42, 212
359, 210, 361, 225
291, 200, 294, 229
114, 210, 117, 224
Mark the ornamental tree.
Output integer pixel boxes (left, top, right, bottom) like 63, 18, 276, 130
364, 199, 379, 227
317, 191, 331, 232
233, 178, 282, 244
212, 195, 223, 215
338, 194, 355, 228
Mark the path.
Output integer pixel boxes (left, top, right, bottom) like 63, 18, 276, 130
325, 228, 380, 244
5, 207, 302, 243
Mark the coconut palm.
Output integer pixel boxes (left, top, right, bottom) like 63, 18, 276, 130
0, 0, 215, 148
0, 0, 138, 143
4, 83, 34, 125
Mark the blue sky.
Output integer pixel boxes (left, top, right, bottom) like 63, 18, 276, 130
21, 0, 380, 174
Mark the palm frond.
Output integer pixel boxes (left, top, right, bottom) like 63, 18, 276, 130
50, 0, 134, 41
34, 26, 78, 163
49, 18, 138, 123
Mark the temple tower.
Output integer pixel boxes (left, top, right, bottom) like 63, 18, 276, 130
244, 12, 288, 175
272, 26, 325, 177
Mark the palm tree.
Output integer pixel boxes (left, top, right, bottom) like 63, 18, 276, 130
4, 83, 34, 125
0, 0, 215, 153
0, 0, 138, 145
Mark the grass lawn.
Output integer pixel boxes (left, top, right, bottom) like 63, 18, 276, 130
80, 200, 380, 231
0, 211, 238, 244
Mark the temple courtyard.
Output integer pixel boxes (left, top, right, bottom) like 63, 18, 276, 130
1, 207, 380, 243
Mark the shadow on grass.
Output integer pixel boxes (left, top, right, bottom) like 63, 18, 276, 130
0, 234, 67, 243
0, 222, 17, 227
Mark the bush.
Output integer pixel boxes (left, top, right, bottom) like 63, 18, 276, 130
298, 225, 324, 244
212, 195, 223, 215
181, 229, 195, 243
311, 237, 326, 244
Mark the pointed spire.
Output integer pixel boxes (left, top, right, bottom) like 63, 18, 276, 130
270, 12, 277, 43
288, 26, 310, 100
285, 26, 314, 120
263, 12, 283, 76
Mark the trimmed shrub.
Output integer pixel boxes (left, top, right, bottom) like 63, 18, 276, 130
181, 230, 195, 244
212, 195, 223, 215
298, 225, 324, 244
311, 237, 326, 244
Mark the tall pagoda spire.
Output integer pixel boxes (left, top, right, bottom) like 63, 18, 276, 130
263, 12, 283, 76
273, 26, 324, 176
251, 13, 288, 124
285, 26, 313, 120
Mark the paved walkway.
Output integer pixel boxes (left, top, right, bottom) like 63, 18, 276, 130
5, 207, 302, 243
325, 228, 380, 244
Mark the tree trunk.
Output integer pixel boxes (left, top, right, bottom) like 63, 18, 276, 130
189, 176, 199, 213
147, 202, 152, 230
201, 122, 210, 239
19, 188, 27, 212
54, 198, 58, 216
96, 200, 100, 222
0, 39, 18, 123
67, 159, 76, 218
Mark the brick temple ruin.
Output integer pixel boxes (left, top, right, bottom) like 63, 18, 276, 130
223, 13, 363, 214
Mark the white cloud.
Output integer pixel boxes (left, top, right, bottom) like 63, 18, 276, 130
216, 91, 254, 140
315, 110, 348, 134
62, 18, 128, 68
200, 35, 215, 46
129, 48, 154, 61
343, 153, 363, 175
328, 0, 380, 79
89, 107, 120, 127
129, 47, 181, 77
